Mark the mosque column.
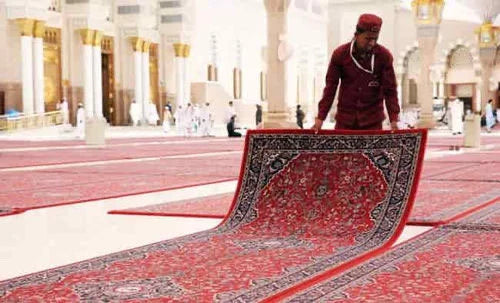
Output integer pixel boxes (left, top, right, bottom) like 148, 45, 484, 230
92, 31, 103, 118
80, 29, 95, 118
16, 19, 35, 115
477, 21, 498, 109
182, 44, 191, 104
33, 21, 46, 114
411, 0, 444, 129
131, 37, 144, 119
173, 43, 185, 107
263, 0, 296, 128
142, 40, 151, 121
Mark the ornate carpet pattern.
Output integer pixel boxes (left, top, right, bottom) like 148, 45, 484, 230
408, 180, 500, 226
284, 204, 500, 302
0, 129, 426, 301
108, 193, 234, 219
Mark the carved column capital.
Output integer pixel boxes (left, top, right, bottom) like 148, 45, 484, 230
80, 29, 95, 45
173, 43, 184, 57
16, 18, 35, 37
130, 37, 144, 52
33, 21, 46, 38
93, 31, 103, 47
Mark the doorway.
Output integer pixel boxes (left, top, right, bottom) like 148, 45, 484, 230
0, 91, 4, 115
101, 53, 114, 124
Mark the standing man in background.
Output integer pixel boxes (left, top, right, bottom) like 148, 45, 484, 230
256, 104, 263, 128
296, 105, 305, 129
312, 14, 400, 132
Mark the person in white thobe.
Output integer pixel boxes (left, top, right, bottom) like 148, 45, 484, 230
129, 100, 140, 126
450, 98, 464, 135
147, 103, 160, 126
485, 99, 495, 132
174, 105, 184, 136
57, 98, 69, 125
183, 103, 194, 137
162, 106, 172, 133
200, 102, 212, 137
76, 103, 85, 138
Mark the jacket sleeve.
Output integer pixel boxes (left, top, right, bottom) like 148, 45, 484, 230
381, 53, 400, 122
317, 51, 341, 121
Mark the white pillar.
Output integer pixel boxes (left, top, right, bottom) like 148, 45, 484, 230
439, 81, 445, 98
80, 29, 95, 118
21, 36, 35, 115
92, 32, 103, 118
142, 42, 151, 121
33, 21, 45, 114
173, 43, 185, 107
134, 51, 143, 118
83, 44, 94, 118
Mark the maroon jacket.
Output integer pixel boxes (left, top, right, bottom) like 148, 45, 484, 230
318, 42, 400, 127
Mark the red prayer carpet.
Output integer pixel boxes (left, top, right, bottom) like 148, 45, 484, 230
0, 139, 243, 169
108, 193, 234, 219
408, 180, 500, 226
0, 129, 426, 301
0, 154, 241, 216
283, 203, 500, 302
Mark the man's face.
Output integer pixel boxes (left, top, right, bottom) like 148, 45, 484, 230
355, 31, 379, 52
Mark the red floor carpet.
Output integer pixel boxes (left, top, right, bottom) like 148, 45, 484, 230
108, 193, 234, 218
0, 139, 243, 168
408, 180, 500, 226
420, 161, 476, 179
282, 203, 500, 302
429, 161, 500, 182
430, 149, 500, 163
0, 129, 426, 301
0, 136, 216, 149
0, 153, 241, 216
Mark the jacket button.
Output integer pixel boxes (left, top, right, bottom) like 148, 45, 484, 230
358, 87, 362, 91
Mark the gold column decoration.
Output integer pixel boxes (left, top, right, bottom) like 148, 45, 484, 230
411, 0, 444, 25
130, 37, 144, 52
44, 27, 62, 111
80, 29, 95, 45
16, 18, 35, 36
93, 31, 103, 47
33, 21, 46, 38
182, 44, 191, 58
149, 43, 160, 109
475, 21, 500, 48
173, 43, 184, 57
142, 40, 151, 53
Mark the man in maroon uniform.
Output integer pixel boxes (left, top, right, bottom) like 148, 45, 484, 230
312, 14, 400, 131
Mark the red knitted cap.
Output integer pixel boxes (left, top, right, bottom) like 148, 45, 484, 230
357, 14, 383, 33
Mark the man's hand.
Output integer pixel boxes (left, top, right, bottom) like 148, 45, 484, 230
390, 121, 399, 130
312, 118, 324, 134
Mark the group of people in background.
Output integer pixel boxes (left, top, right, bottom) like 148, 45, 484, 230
172, 102, 213, 137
